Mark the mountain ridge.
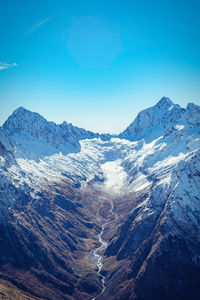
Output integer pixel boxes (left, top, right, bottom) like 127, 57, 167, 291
2, 97, 199, 147
2, 106, 111, 160
0, 97, 200, 299
119, 97, 200, 142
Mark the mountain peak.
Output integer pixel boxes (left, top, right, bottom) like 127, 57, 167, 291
15, 106, 26, 110
12, 106, 31, 115
1, 107, 101, 159
2, 106, 48, 135
119, 97, 182, 141
187, 102, 200, 112
156, 97, 174, 109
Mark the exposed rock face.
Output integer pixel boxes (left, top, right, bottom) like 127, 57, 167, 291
0, 175, 102, 299
102, 150, 200, 300
119, 97, 200, 142
2, 107, 102, 159
0, 98, 200, 299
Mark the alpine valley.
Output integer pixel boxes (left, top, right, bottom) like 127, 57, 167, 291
0, 97, 200, 300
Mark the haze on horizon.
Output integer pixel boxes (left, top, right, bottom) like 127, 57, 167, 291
0, 0, 200, 133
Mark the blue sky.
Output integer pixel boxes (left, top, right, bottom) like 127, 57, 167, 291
1, 0, 200, 133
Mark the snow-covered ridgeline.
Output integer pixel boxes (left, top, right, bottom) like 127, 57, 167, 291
119, 97, 200, 142
0, 97, 199, 300
0, 97, 199, 209
1, 106, 111, 160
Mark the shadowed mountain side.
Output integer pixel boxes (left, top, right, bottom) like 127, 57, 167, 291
119, 97, 200, 143
0, 278, 41, 300
1, 107, 111, 161
0, 98, 200, 299
100, 151, 200, 300
0, 177, 104, 300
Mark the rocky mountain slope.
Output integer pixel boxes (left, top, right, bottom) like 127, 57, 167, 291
119, 96, 200, 142
2, 107, 110, 160
0, 97, 200, 299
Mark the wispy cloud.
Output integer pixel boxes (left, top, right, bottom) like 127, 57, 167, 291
26, 17, 51, 35
0, 62, 17, 70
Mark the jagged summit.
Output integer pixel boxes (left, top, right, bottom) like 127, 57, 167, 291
4, 106, 73, 130
155, 96, 174, 109
1, 99, 200, 159
119, 97, 177, 141
2, 106, 100, 159
119, 97, 200, 142
187, 102, 200, 112
12, 106, 26, 113
5, 106, 95, 132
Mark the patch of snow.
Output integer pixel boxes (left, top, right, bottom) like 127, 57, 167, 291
0, 156, 5, 167
100, 160, 127, 194
131, 172, 151, 192
175, 124, 184, 130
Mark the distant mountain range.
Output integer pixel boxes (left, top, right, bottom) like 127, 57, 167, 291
0, 97, 200, 299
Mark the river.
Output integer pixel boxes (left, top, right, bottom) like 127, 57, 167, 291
89, 198, 118, 300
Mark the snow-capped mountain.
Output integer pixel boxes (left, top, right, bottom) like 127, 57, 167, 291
2, 106, 108, 160
0, 98, 200, 300
119, 97, 200, 142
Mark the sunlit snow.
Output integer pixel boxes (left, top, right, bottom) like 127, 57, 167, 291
100, 160, 127, 194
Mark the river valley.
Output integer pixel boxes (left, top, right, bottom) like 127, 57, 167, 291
87, 196, 119, 300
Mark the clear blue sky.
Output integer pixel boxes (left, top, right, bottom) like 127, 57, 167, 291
1, 0, 200, 133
